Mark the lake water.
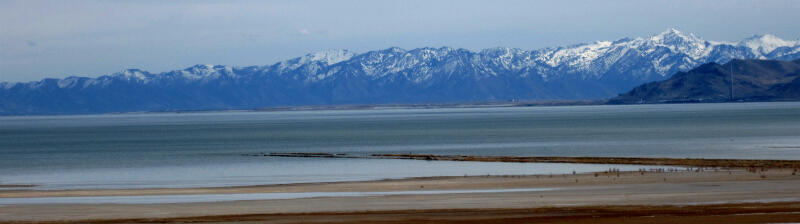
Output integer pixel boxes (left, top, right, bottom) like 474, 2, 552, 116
2, 102, 800, 190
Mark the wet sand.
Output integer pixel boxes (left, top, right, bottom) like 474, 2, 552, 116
2, 168, 800, 223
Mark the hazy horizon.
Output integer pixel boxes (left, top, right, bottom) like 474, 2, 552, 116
2, 0, 800, 82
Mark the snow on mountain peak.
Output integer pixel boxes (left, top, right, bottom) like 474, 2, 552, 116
384, 47, 406, 53
57, 77, 80, 88
8, 29, 800, 92
740, 34, 798, 55
278, 49, 356, 71
412, 47, 459, 59
482, 47, 525, 55
540, 40, 613, 68
649, 29, 704, 45
186, 64, 217, 73
180, 64, 233, 80
639, 28, 714, 61
115, 69, 149, 80
302, 49, 355, 65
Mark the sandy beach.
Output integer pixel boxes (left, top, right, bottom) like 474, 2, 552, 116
3, 167, 800, 223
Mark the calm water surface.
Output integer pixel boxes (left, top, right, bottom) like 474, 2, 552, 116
2, 102, 799, 189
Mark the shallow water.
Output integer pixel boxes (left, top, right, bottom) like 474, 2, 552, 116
0, 159, 664, 190
0, 188, 558, 204
2, 102, 799, 190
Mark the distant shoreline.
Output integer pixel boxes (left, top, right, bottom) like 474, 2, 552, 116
253, 152, 800, 169
1, 99, 607, 117
7, 99, 800, 117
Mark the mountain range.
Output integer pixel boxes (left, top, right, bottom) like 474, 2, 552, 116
2, 29, 800, 115
610, 59, 800, 104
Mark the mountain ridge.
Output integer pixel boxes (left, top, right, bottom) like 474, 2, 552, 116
609, 58, 800, 104
2, 29, 800, 115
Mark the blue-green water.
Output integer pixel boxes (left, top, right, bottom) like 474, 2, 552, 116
2, 102, 800, 189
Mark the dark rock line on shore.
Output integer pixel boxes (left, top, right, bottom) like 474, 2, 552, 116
244, 152, 800, 169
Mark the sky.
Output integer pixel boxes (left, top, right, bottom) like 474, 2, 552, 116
1, 0, 799, 82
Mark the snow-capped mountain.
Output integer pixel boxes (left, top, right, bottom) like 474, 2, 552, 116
2, 29, 799, 115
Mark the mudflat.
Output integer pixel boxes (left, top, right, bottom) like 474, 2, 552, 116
2, 168, 800, 223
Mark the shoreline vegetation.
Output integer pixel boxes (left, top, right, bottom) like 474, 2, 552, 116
249, 152, 800, 169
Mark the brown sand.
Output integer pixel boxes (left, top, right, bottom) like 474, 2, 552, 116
17, 203, 800, 224
3, 168, 800, 223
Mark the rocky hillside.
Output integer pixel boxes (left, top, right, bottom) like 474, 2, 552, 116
609, 59, 800, 104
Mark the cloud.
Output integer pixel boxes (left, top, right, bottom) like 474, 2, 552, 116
299, 28, 311, 36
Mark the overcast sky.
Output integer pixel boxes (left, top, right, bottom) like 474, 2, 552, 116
1, 0, 799, 82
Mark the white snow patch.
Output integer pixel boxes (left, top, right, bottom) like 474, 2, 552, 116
57, 78, 78, 88
302, 49, 355, 65
740, 34, 799, 55
181, 65, 225, 80
542, 41, 612, 68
